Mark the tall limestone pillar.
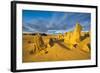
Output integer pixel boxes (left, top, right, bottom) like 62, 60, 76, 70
64, 32, 71, 44
33, 33, 46, 53
70, 23, 82, 45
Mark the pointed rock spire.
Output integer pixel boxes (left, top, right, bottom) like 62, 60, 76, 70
70, 22, 82, 44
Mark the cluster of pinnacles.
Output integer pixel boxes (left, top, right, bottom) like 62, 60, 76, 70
31, 23, 90, 54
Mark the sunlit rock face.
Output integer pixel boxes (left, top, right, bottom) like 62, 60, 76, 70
57, 33, 64, 40
76, 37, 90, 52
64, 23, 82, 45
33, 33, 46, 52
63, 23, 90, 52
70, 23, 82, 45
64, 32, 71, 44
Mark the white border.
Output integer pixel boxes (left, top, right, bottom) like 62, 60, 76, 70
16, 3, 96, 70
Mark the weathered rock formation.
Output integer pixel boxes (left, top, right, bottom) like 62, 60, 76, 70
58, 33, 64, 40
63, 23, 90, 52
64, 23, 82, 45
64, 32, 71, 44
32, 33, 47, 53
47, 38, 54, 48
70, 23, 82, 45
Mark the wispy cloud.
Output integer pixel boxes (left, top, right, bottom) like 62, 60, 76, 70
22, 10, 91, 33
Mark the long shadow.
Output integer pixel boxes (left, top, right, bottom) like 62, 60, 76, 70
80, 33, 90, 41
55, 40, 71, 50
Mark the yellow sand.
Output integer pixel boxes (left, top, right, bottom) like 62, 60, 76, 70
22, 34, 90, 63
22, 23, 91, 63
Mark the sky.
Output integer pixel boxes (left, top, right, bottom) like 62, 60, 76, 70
22, 10, 91, 34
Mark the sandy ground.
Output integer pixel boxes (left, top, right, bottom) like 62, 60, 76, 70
22, 33, 91, 63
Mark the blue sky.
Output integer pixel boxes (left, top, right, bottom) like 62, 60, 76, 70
22, 10, 91, 34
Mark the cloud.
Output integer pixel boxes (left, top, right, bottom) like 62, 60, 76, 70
23, 10, 91, 33
22, 24, 37, 32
